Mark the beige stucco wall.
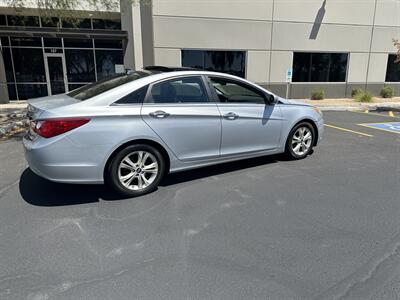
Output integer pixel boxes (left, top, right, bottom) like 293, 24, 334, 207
154, 48, 181, 66
375, 0, 400, 27
367, 53, 389, 83
347, 53, 370, 83
125, 0, 400, 90
246, 51, 270, 83
269, 51, 293, 83
273, 0, 375, 25
153, 16, 272, 50
152, 0, 273, 21
272, 22, 372, 53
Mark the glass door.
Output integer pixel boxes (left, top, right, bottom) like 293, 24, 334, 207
44, 53, 68, 95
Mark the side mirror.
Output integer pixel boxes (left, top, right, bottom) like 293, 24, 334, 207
265, 94, 276, 105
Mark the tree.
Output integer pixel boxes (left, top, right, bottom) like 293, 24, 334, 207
394, 39, 400, 63
6, 0, 148, 18
7, 0, 119, 15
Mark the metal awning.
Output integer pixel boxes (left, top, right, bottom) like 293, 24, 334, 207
0, 26, 128, 40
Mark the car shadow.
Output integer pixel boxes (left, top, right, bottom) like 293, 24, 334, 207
20, 153, 292, 207
19, 169, 123, 207
160, 154, 287, 187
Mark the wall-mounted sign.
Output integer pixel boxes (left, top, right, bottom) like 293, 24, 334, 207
115, 64, 125, 74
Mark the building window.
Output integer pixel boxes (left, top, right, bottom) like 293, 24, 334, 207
7, 15, 40, 27
61, 18, 91, 29
182, 50, 246, 78
92, 19, 121, 30
17, 84, 48, 99
95, 50, 123, 80
94, 39, 123, 49
10, 37, 42, 47
1, 48, 15, 82
0, 15, 6, 25
293, 52, 348, 82
385, 54, 400, 82
41, 17, 60, 28
12, 48, 46, 82
1, 37, 9, 46
65, 49, 96, 82
64, 38, 93, 48
43, 38, 62, 48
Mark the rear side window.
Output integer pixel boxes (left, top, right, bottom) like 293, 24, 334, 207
67, 72, 150, 100
115, 86, 148, 105
148, 76, 210, 104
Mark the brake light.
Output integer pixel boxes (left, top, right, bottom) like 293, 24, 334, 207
33, 118, 90, 138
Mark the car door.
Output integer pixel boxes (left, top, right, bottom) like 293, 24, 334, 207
207, 76, 283, 156
141, 75, 222, 161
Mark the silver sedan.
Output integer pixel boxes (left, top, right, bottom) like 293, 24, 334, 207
23, 67, 324, 197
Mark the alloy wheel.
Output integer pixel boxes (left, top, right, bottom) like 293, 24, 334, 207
291, 127, 313, 156
118, 151, 159, 190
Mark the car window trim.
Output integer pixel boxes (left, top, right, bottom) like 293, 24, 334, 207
143, 75, 215, 105
205, 75, 272, 105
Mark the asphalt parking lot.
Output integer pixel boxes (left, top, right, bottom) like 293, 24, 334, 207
0, 111, 399, 300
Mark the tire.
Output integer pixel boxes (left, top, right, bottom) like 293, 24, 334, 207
107, 144, 165, 197
285, 122, 315, 160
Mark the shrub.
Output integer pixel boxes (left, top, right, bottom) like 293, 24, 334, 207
355, 91, 373, 103
311, 88, 325, 100
380, 86, 394, 98
351, 88, 363, 98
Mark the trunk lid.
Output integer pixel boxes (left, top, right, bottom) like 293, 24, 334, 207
27, 94, 80, 120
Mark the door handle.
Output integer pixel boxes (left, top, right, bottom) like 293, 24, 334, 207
223, 112, 239, 120
149, 110, 170, 118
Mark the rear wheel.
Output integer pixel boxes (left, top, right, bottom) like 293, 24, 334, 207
107, 144, 165, 197
285, 122, 315, 159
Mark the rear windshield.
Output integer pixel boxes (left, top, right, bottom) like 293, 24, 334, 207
67, 71, 150, 100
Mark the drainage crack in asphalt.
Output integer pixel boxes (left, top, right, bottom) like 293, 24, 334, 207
0, 180, 20, 199
314, 233, 400, 300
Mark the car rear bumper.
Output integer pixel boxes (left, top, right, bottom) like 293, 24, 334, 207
23, 133, 105, 184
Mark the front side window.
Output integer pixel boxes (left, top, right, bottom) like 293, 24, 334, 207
148, 76, 210, 104
386, 54, 400, 82
293, 52, 348, 82
209, 77, 266, 104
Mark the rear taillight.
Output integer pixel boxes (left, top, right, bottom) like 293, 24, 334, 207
33, 118, 90, 138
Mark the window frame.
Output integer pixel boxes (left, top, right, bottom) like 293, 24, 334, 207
143, 75, 214, 105
205, 75, 270, 105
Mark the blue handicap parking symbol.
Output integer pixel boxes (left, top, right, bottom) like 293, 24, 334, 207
360, 122, 400, 134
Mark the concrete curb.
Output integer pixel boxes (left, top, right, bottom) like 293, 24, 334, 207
313, 104, 400, 112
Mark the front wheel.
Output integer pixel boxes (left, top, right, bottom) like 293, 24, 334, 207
285, 122, 315, 159
107, 144, 165, 197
